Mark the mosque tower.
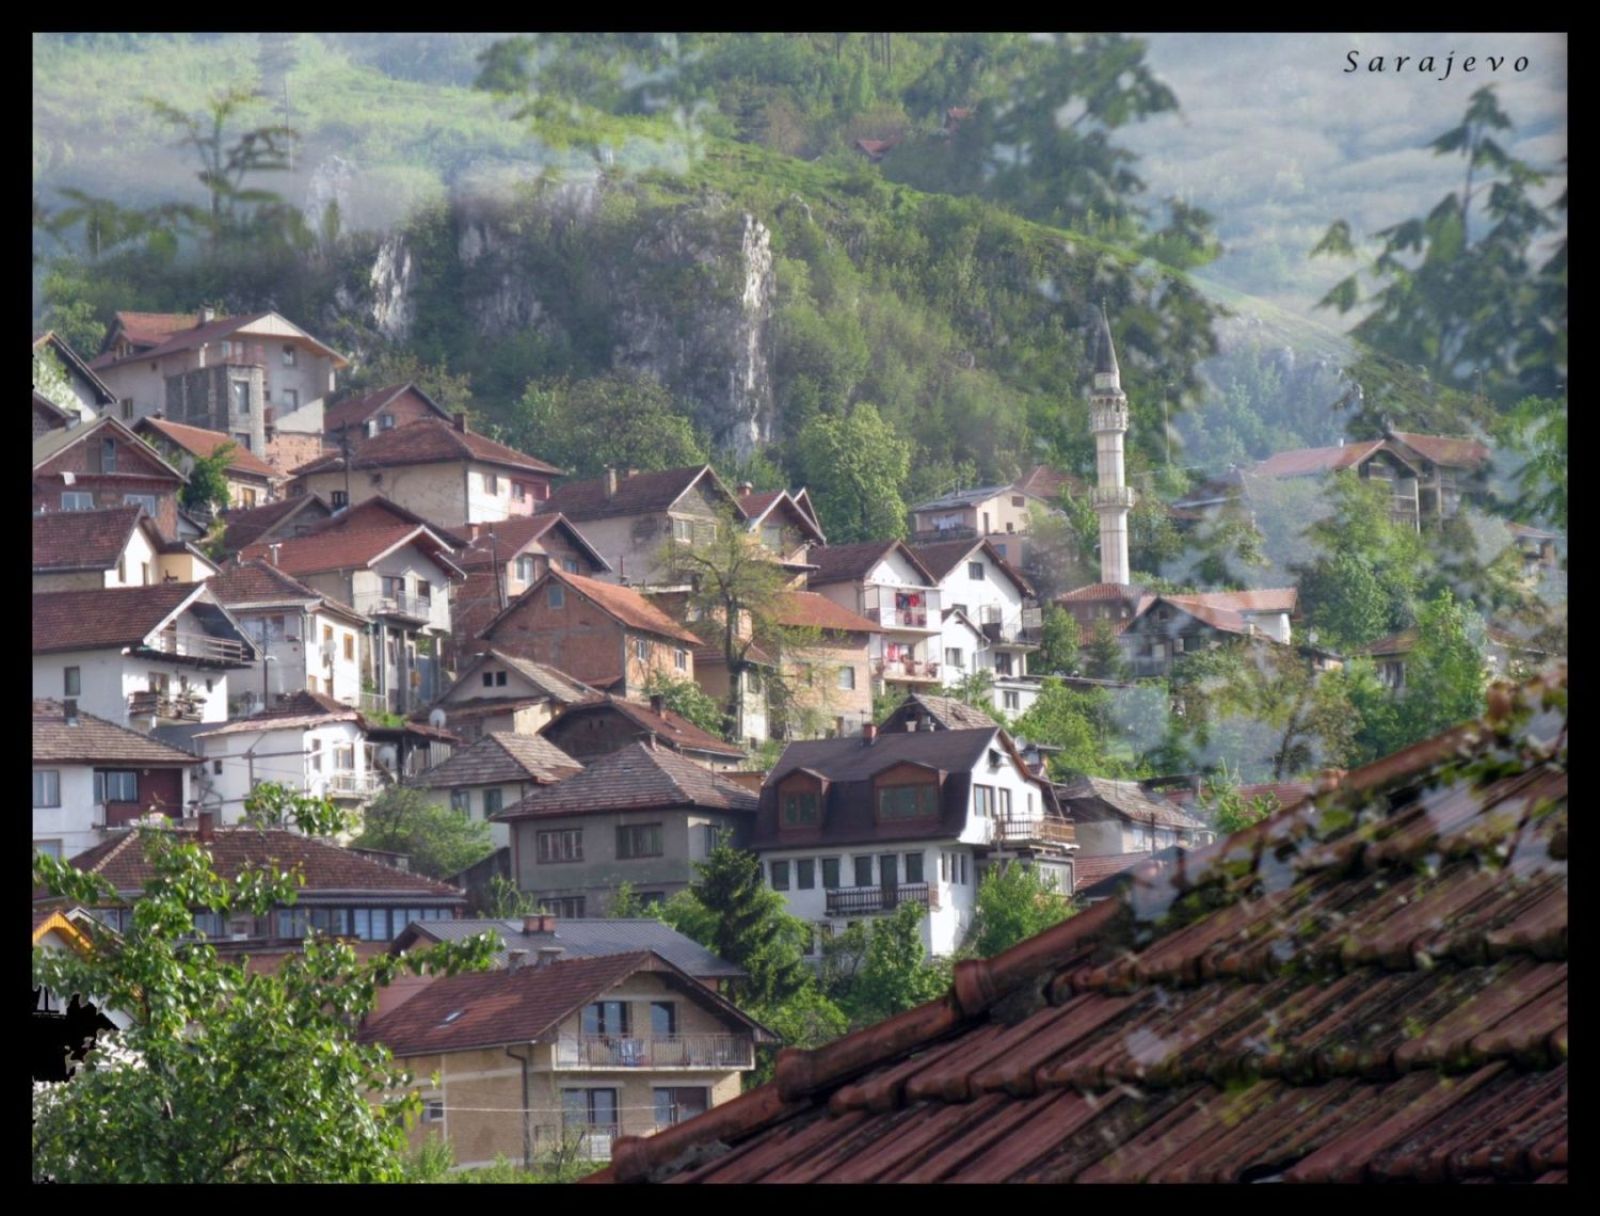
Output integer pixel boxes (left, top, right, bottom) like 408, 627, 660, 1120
1090, 305, 1134, 585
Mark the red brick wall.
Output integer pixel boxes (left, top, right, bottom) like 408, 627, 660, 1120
482, 583, 684, 694
265, 432, 326, 476
34, 467, 181, 538
339, 389, 445, 455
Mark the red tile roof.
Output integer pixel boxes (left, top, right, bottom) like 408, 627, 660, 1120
485, 568, 701, 647
738, 489, 784, 518
1178, 587, 1298, 615
218, 494, 332, 554
1156, 595, 1251, 635
64, 825, 465, 901
1056, 776, 1210, 832
240, 523, 452, 577
1389, 431, 1493, 469
1015, 464, 1087, 502
32, 505, 146, 572
208, 560, 367, 623
32, 699, 200, 765
440, 651, 598, 707
32, 583, 205, 653
137, 416, 280, 478
291, 417, 561, 478
541, 465, 730, 522
306, 495, 470, 549
1070, 850, 1157, 889
586, 665, 1569, 1184
1056, 581, 1146, 603
412, 731, 582, 789
879, 693, 1000, 733
771, 591, 879, 634
545, 695, 748, 760
806, 540, 936, 587
1354, 629, 1421, 658
1253, 439, 1389, 479
496, 739, 757, 820
457, 513, 608, 572
106, 310, 198, 348
323, 383, 450, 434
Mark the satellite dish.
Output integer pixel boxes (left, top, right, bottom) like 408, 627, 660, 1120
428, 708, 447, 729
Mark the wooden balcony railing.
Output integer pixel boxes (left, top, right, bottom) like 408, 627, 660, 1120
993, 814, 1077, 846
145, 629, 251, 665
824, 882, 931, 917
553, 1033, 755, 1070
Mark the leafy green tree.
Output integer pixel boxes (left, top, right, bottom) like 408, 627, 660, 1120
479, 874, 537, 919
32, 344, 83, 418
641, 671, 726, 738
1495, 395, 1567, 533
1010, 678, 1116, 779
341, 350, 476, 416
31, 784, 497, 1183
837, 902, 949, 1028
1198, 761, 1282, 835
503, 371, 706, 480
967, 861, 1074, 958
180, 440, 238, 514
604, 881, 662, 918
793, 404, 910, 542
1402, 589, 1489, 740
942, 669, 997, 718
354, 786, 494, 880
1082, 619, 1129, 682
1033, 605, 1081, 675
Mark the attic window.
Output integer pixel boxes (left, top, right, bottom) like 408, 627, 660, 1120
440, 1010, 464, 1025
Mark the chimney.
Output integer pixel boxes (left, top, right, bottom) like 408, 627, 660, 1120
738, 481, 754, 496
507, 948, 528, 973
649, 693, 665, 716
152, 409, 164, 421
863, 722, 878, 745
267, 542, 281, 567
198, 307, 216, 325
197, 810, 215, 844
604, 466, 619, 499
453, 412, 468, 433
522, 914, 548, 935
536, 946, 565, 968
626, 468, 638, 479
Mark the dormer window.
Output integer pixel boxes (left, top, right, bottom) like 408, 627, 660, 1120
875, 766, 940, 821
379, 413, 395, 430
783, 791, 818, 826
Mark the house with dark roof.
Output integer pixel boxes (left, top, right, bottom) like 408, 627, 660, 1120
53, 812, 465, 944
287, 415, 562, 527
430, 649, 598, 741
323, 382, 452, 453
451, 514, 611, 650
583, 666, 1567, 1185
807, 540, 943, 698
1118, 589, 1299, 678
304, 493, 472, 548
133, 414, 284, 510
1054, 775, 1212, 855
32, 582, 257, 730
909, 481, 1047, 544
540, 694, 748, 773
478, 567, 703, 700
911, 536, 1042, 714
33, 414, 189, 539
494, 739, 760, 918
361, 949, 776, 1169
764, 591, 880, 739
409, 731, 582, 849
34, 331, 117, 424
88, 309, 348, 468
239, 520, 463, 714
208, 560, 371, 712
33, 505, 218, 593
735, 484, 827, 574
33, 389, 74, 438
32, 699, 202, 857
878, 692, 1000, 734
538, 464, 744, 588
753, 726, 1072, 958
217, 493, 334, 557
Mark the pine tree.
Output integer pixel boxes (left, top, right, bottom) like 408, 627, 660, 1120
684, 839, 808, 1009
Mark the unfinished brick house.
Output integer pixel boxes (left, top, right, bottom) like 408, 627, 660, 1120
33, 415, 188, 539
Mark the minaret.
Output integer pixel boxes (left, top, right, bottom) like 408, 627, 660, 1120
1090, 305, 1134, 585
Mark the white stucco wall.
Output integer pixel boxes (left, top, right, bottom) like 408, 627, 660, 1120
33, 762, 196, 856
195, 720, 370, 821
33, 652, 231, 728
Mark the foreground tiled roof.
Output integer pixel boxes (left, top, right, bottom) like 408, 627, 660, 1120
291, 417, 561, 478
549, 695, 748, 759
62, 826, 465, 901
32, 506, 146, 572
411, 731, 581, 789
1057, 776, 1210, 833
138, 416, 280, 478
807, 540, 935, 587
770, 591, 879, 634
1015, 465, 1087, 502
1056, 582, 1147, 604
586, 667, 1568, 1184
1389, 431, 1493, 470
1179, 588, 1299, 615
1071, 849, 1165, 890
196, 690, 363, 737
397, 917, 745, 978
540, 464, 722, 522
486, 568, 701, 647
32, 583, 201, 653
495, 740, 757, 820
32, 700, 200, 765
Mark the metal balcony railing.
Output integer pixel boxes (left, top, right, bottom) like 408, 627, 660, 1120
824, 883, 931, 917
324, 771, 385, 797
144, 629, 251, 665
356, 691, 391, 716
127, 689, 205, 722
910, 524, 977, 543
873, 659, 941, 682
553, 1034, 755, 1070
354, 590, 433, 620
869, 607, 931, 629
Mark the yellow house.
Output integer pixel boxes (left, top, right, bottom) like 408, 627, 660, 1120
360, 950, 775, 1170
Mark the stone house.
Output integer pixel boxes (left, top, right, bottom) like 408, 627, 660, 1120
540, 695, 749, 773
361, 950, 775, 1168
322, 382, 453, 454
428, 650, 597, 742
496, 740, 759, 916
477, 567, 703, 699
807, 540, 944, 697
765, 591, 878, 739
451, 514, 612, 653
134, 415, 284, 510
33, 414, 189, 539
409, 731, 583, 850
33, 506, 218, 593
288, 416, 562, 527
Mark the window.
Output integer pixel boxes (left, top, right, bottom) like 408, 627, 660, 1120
1003, 690, 1020, 711
770, 860, 790, 890
878, 782, 939, 820
513, 481, 528, 501
310, 738, 323, 772
650, 1001, 677, 1036
837, 665, 856, 690
1011, 495, 1026, 508
797, 858, 816, 889
762, 523, 783, 550
334, 744, 355, 771
423, 1100, 444, 1124
483, 789, 504, 818
33, 771, 61, 808
381, 575, 404, 601
701, 825, 721, 857
62, 491, 94, 511
416, 579, 431, 603
959, 854, 970, 885
973, 785, 994, 818
655, 1087, 709, 1128
213, 759, 224, 775
969, 561, 986, 580
537, 829, 584, 863
449, 789, 470, 814
582, 1001, 630, 1036
675, 648, 688, 671
563, 1088, 619, 1133
95, 770, 138, 802
822, 857, 841, 889
905, 852, 924, 884
120, 398, 134, 419
995, 652, 1015, 677
945, 648, 965, 670
281, 389, 298, 410
484, 472, 500, 495
35, 840, 63, 860
331, 490, 348, 509
783, 791, 819, 826
998, 788, 1012, 817
516, 555, 535, 582
633, 638, 648, 662
549, 584, 566, 610
543, 896, 587, 918
853, 856, 874, 887
672, 517, 694, 543
343, 633, 355, 661
232, 381, 250, 414
100, 438, 117, 473
379, 412, 395, 430
123, 493, 159, 515
995, 543, 1008, 557
563, 558, 580, 574
280, 344, 298, 367
617, 823, 664, 859
64, 667, 81, 697
322, 624, 334, 647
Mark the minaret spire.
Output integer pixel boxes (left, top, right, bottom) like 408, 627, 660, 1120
1089, 304, 1134, 586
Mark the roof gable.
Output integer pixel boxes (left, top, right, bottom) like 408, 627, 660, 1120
33, 699, 201, 765
33, 414, 187, 483
481, 568, 702, 647
32, 505, 144, 573
135, 416, 281, 479
218, 494, 333, 554
543, 695, 747, 760
291, 418, 561, 479
32, 582, 223, 654
494, 739, 757, 820
411, 730, 582, 789
541, 464, 732, 522
324, 383, 452, 434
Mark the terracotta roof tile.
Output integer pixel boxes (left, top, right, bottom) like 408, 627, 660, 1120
583, 666, 1567, 1184
323, 383, 449, 434
541, 465, 727, 522
291, 417, 560, 478
1056, 582, 1146, 603
1057, 776, 1210, 832
545, 695, 747, 760
137, 416, 280, 478
411, 731, 581, 789
32, 699, 201, 765
441, 652, 597, 706
32, 583, 205, 653
806, 540, 936, 587
196, 689, 362, 736
1389, 431, 1493, 469
770, 591, 879, 634
1071, 850, 1166, 890
395, 917, 745, 978
305, 495, 470, 549
485, 568, 701, 647
209, 559, 367, 623
879, 693, 1000, 732
218, 495, 331, 554
240, 524, 448, 577
32, 506, 146, 572
1252, 439, 1389, 479
457, 513, 608, 572
495, 740, 757, 820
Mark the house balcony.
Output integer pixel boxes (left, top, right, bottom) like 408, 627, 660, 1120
357, 691, 391, 716
873, 658, 941, 683
529, 1121, 679, 1163
825, 882, 933, 917
353, 590, 434, 622
323, 771, 385, 799
869, 607, 936, 631
910, 524, 977, 543
991, 814, 1077, 848
553, 1033, 755, 1071
981, 619, 1042, 648
141, 629, 252, 667
127, 689, 206, 722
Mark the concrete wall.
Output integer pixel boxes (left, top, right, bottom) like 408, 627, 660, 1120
196, 720, 370, 822
912, 490, 1034, 538
296, 460, 552, 529
779, 636, 874, 738
33, 649, 231, 728
230, 607, 364, 711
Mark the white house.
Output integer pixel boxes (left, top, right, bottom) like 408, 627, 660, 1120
910, 537, 1043, 715
33, 505, 219, 593
750, 725, 1074, 958
32, 699, 202, 858
806, 541, 944, 697
32, 583, 257, 731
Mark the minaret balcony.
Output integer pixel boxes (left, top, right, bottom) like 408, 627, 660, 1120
1090, 403, 1129, 431
1091, 485, 1136, 509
